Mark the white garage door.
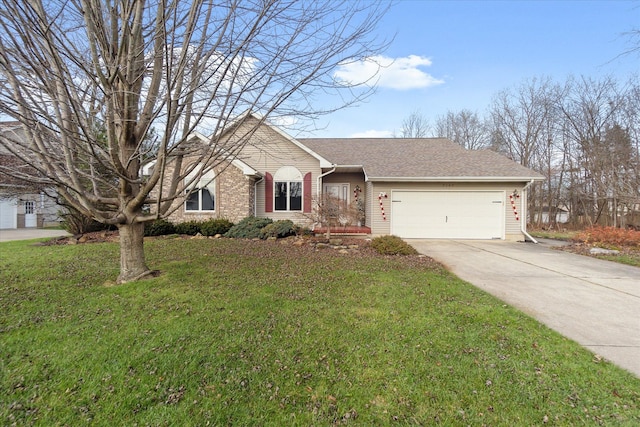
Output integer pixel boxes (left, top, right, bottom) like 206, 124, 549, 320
0, 198, 18, 229
391, 191, 504, 239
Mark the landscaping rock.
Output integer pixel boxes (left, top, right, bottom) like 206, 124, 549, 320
589, 247, 620, 255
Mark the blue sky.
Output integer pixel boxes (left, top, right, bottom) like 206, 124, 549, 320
303, 0, 640, 138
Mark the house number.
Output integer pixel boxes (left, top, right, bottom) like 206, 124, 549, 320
442, 183, 454, 188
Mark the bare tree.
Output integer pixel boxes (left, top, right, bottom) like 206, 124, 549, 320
0, 0, 389, 283
489, 77, 559, 168
433, 109, 490, 150
558, 76, 628, 226
397, 110, 430, 138
488, 77, 562, 226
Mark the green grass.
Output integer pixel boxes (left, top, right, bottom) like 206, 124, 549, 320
597, 253, 640, 267
529, 229, 579, 241
1, 238, 639, 426
530, 229, 640, 267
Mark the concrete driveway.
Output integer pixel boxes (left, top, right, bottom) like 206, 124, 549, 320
0, 228, 70, 242
407, 239, 640, 378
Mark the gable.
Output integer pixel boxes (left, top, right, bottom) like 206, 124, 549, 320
219, 115, 328, 173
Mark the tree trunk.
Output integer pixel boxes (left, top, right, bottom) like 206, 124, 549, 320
117, 222, 152, 284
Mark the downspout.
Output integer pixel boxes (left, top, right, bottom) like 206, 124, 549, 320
317, 166, 336, 197
316, 166, 336, 231
521, 179, 538, 243
253, 175, 264, 217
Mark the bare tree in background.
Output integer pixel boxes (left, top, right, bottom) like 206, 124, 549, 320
559, 76, 632, 226
433, 109, 490, 150
489, 77, 558, 168
488, 77, 560, 226
397, 110, 430, 138
0, 0, 389, 283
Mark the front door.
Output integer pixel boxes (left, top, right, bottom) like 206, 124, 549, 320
323, 183, 350, 205
25, 201, 37, 227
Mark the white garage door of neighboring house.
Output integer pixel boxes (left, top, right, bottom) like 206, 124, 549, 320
0, 198, 18, 229
391, 191, 504, 239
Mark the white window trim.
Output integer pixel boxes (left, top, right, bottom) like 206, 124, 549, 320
274, 166, 303, 212
185, 170, 216, 212
274, 181, 303, 211
323, 183, 350, 205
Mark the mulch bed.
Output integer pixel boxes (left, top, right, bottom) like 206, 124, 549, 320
37, 231, 443, 269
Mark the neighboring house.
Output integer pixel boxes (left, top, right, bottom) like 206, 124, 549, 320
533, 206, 570, 225
0, 122, 61, 230
165, 113, 544, 240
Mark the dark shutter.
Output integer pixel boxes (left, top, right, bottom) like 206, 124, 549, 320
265, 172, 273, 213
303, 172, 312, 213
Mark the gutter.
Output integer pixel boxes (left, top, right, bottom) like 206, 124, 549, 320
521, 179, 538, 243
365, 176, 544, 183
317, 166, 336, 196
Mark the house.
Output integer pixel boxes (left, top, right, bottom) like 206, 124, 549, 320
0, 122, 61, 230
165, 113, 544, 240
533, 206, 570, 225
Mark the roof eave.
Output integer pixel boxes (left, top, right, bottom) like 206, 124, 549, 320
366, 176, 546, 183
230, 158, 260, 177
331, 164, 364, 173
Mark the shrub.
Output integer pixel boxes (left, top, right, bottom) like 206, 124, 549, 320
60, 209, 113, 235
225, 216, 273, 239
200, 218, 234, 236
295, 226, 314, 237
259, 220, 296, 239
175, 220, 202, 236
574, 226, 640, 248
144, 219, 176, 236
370, 235, 418, 255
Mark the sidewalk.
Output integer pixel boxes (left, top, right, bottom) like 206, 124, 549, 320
0, 228, 70, 242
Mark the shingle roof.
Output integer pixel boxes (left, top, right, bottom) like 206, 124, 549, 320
298, 138, 544, 181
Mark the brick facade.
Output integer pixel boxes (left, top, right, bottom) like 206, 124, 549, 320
164, 160, 255, 224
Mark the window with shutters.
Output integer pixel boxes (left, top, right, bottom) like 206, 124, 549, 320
274, 166, 302, 211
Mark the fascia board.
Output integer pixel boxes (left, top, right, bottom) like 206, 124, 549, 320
230, 158, 259, 176
366, 176, 546, 183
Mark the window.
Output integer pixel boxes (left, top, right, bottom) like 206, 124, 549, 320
324, 183, 350, 207
274, 166, 302, 211
25, 201, 35, 214
185, 169, 215, 211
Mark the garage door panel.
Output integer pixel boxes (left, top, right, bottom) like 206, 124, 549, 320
391, 191, 504, 239
0, 199, 18, 229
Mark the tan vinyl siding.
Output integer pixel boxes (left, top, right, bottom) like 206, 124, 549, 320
365, 181, 374, 228
224, 117, 322, 225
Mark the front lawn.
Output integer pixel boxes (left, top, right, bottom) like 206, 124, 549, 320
1, 237, 639, 425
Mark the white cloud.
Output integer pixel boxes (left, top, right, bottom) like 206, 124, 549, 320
350, 129, 394, 138
267, 115, 299, 129
334, 55, 444, 90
